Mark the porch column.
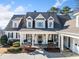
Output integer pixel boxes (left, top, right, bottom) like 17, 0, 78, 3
46, 34, 48, 44
66, 37, 69, 48
35, 34, 37, 44
20, 33, 24, 46
60, 35, 64, 52
32, 34, 35, 46
58, 34, 60, 48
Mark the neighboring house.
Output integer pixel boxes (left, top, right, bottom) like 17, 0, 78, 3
4, 12, 79, 54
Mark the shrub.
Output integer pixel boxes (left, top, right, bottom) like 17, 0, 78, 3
0, 35, 8, 45
7, 40, 13, 46
7, 40, 20, 46
8, 47, 22, 53
13, 41, 20, 47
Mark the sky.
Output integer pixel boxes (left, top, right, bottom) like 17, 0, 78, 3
0, 0, 75, 29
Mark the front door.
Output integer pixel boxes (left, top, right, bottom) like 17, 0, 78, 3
38, 35, 43, 44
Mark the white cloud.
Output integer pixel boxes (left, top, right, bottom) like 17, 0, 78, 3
0, 4, 13, 29
53, 0, 68, 7
14, 6, 26, 14
0, 4, 27, 29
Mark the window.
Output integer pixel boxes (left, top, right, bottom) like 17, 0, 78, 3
16, 33, 20, 38
13, 21, 18, 28
37, 22, 43, 28
49, 22, 52, 28
8, 32, 13, 38
27, 22, 32, 28
48, 21, 53, 28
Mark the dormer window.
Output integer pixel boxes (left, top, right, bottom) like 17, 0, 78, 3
28, 22, 32, 28
48, 21, 54, 28
35, 14, 46, 28
49, 22, 53, 27
12, 17, 22, 28
28, 18, 31, 20
26, 16, 33, 28
48, 16, 54, 28
13, 21, 18, 28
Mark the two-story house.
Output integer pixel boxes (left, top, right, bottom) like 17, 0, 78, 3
4, 12, 79, 54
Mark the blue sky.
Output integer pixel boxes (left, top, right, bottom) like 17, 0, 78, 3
0, 0, 76, 29
0, 0, 75, 12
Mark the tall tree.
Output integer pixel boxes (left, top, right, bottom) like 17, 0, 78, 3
48, 7, 59, 13
60, 6, 72, 14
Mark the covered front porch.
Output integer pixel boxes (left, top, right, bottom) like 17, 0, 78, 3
19, 30, 61, 49
20, 34, 59, 47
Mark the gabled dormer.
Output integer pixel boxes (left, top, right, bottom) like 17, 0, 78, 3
26, 16, 33, 28
47, 16, 54, 28
12, 17, 22, 28
35, 14, 46, 28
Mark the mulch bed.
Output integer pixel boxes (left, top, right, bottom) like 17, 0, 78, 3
21, 45, 36, 53
44, 48, 60, 52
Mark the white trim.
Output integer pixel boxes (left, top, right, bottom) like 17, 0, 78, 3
47, 16, 54, 21
26, 16, 33, 21
34, 14, 46, 21
47, 16, 54, 28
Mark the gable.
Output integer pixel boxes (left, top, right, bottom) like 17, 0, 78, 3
26, 16, 33, 21
36, 14, 44, 18
48, 16, 54, 21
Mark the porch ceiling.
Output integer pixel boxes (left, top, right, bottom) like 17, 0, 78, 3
19, 29, 58, 34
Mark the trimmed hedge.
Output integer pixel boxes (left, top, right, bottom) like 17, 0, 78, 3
12, 41, 20, 47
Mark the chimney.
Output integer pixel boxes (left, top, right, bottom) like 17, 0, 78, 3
34, 10, 37, 12
74, 12, 79, 28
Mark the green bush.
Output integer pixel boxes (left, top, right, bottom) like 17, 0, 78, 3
13, 41, 20, 47
8, 47, 22, 53
7, 40, 20, 46
0, 35, 8, 45
7, 40, 13, 46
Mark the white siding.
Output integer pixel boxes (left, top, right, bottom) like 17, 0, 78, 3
5, 31, 20, 40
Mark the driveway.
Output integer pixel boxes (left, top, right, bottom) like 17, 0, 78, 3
0, 49, 79, 59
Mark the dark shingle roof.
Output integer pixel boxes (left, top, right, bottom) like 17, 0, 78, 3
4, 15, 25, 31
5, 12, 70, 31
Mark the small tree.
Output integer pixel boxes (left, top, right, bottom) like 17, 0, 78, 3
0, 35, 8, 45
